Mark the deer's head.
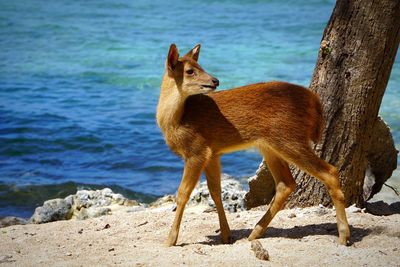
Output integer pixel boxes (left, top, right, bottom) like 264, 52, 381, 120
165, 44, 219, 96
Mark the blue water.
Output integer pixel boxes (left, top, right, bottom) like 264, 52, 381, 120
1, 0, 399, 218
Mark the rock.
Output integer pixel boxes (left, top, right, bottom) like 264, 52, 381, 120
74, 207, 111, 220
74, 189, 112, 209
30, 198, 72, 224
363, 165, 376, 201
0, 216, 27, 228
30, 188, 143, 223
121, 199, 140, 206
188, 174, 246, 212
250, 240, 269, 261
346, 204, 363, 213
244, 162, 276, 209
151, 175, 246, 212
150, 195, 176, 208
69, 188, 141, 219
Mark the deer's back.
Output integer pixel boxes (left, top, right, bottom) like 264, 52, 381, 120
180, 81, 323, 154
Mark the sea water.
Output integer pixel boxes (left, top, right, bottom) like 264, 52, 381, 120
1, 0, 399, 217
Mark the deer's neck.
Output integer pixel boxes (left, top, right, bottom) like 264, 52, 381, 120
157, 76, 187, 133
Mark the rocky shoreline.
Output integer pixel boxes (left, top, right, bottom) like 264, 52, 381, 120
2, 174, 399, 230
1, 174, 247, 227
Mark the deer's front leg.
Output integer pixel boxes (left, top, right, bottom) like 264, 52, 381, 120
166, 157, 206, 246
204, 156, 231, 244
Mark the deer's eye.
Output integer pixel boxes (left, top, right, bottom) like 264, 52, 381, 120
186, 69, 194, 75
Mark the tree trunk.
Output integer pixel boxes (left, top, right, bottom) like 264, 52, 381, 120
245, 0, 399, 208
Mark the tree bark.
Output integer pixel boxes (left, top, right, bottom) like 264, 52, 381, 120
245, 0, 399, 208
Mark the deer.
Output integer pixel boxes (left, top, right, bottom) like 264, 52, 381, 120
156, 44, 350, 247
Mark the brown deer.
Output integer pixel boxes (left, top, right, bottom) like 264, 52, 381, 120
156, 44, 350, 246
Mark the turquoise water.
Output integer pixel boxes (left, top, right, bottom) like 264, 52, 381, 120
0, 0, 399, 218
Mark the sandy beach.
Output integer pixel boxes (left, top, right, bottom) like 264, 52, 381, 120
1, 202, 399, 267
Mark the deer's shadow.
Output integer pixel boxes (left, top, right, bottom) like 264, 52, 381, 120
193, 223, 371, 246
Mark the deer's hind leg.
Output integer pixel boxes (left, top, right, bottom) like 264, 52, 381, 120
248, 147, 296, 241
274, 144, 350, 245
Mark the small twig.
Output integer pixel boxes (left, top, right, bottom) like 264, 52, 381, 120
136, 221, 148, 227
378, 250, 387, 255
193, 249, 207, 256
384, 183, 400, 197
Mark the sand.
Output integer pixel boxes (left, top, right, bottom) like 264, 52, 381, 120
0, 203, 399, 267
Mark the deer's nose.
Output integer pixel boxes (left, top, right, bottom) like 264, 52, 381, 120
212, 78, 219, 87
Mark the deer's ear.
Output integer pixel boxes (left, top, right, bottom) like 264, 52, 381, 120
184, 44, 201, 62
166, 44, 179, 72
